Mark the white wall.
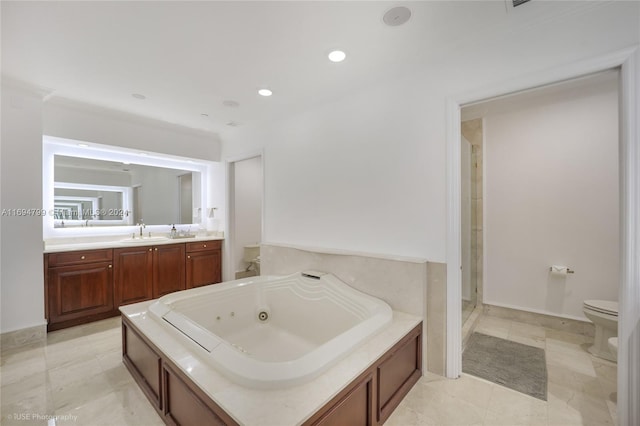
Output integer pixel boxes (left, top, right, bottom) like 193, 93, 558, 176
1, 83, 45, 332
44, 99, 222, 161
484, 76, 619, 320
222, 1, 639, 262
233, 156, 262, 273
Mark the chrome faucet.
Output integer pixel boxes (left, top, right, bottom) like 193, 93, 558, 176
137, 221, 145, 237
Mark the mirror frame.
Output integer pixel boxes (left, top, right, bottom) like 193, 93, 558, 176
43, 135, 214, 239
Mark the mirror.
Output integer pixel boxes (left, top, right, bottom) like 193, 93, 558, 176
54, 155, 198, 227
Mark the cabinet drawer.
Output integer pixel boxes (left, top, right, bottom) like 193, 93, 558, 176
185, 240, 221, 252
48, 249, 113, 266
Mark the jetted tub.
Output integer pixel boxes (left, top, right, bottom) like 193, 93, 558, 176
148, 271, 393, 389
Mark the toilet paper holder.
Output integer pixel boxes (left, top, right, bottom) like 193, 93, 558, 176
549, 266, 575, 274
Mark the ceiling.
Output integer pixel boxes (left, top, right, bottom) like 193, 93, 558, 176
1, 1, 591, 134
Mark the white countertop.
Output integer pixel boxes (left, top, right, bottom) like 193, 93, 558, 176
120, 301, 422, 426
44, 235, 224, 253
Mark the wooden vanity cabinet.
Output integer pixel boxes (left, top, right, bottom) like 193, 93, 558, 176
185, 240, 222, 289
46, 240, 221, 330
115, 243, 186, 304
153, 244, 186, 298
46, 249, 115, 331
114, 246, 154, 306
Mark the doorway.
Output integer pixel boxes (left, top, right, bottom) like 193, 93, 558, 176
445, 49, 640, 425
227, 154, 263, 280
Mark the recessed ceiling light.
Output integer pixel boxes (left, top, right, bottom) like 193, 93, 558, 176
328, 50, 346, 62
383, 6, 411, 26
132, 93, 146, 100
258, 89, 273, 97
77, 143, 89, 148
223, 100, 240, 108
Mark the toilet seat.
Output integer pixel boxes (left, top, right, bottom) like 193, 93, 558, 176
584, 300, 618, 317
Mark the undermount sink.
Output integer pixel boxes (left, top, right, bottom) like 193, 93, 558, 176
120, 236, 170, 244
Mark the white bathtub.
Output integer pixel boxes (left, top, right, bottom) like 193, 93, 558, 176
148, 271, 393, 389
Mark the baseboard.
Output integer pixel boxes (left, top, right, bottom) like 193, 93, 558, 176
483, 303, 595, 337
1, 324, 47, 350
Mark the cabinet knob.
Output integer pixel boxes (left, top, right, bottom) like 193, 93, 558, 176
204, 244, 207, 248
154, 248, 158, 251
149, 248, 152, 251
108, 264, 112, 268
81, 255, 85, 260
187, 255, 191, 259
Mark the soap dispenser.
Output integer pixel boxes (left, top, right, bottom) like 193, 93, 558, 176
170, 224, 177, 238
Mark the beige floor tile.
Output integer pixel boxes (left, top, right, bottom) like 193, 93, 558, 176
50, 371, 115, 413
43, 338, 100, 370
48, 357, 104, 389
547, 382, 614, 425
510, 321, 546, 339
507, 333, 546, 349
0, 352, 48, 387
606, 399, 618, 426
477, 316, 512, 329
484, 384, 547, 425
546, 348, 597, 377
0, 371, 54, 422
545, 328, 590, 345
475, 321, 510, 339
55, 385, 163, 426
424, 374, 495, 410
423, 390, 487, 426
385, 403, 425, 426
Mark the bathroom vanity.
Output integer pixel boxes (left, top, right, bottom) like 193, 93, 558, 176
44, 238, 222, 331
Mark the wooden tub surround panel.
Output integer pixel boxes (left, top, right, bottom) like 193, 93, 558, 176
122, 317, 422, 426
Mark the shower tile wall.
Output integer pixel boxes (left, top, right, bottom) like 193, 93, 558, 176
462, 119, 483, 307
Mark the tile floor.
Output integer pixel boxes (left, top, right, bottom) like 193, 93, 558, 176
0, 314, 617, 426
1, 317, 164, 426
387, 314, 618, 426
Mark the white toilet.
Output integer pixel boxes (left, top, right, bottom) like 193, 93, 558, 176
583, 300, 618, 362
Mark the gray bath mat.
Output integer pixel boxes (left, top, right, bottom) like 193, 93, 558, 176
463, 332, 547, 400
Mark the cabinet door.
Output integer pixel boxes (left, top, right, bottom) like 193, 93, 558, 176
186, 249, 221, 289
153, 244, 185, 298
48, 262, 114, 324
114, 246, 154, 306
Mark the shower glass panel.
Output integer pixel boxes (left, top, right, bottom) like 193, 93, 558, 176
461, 136, 477, 325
